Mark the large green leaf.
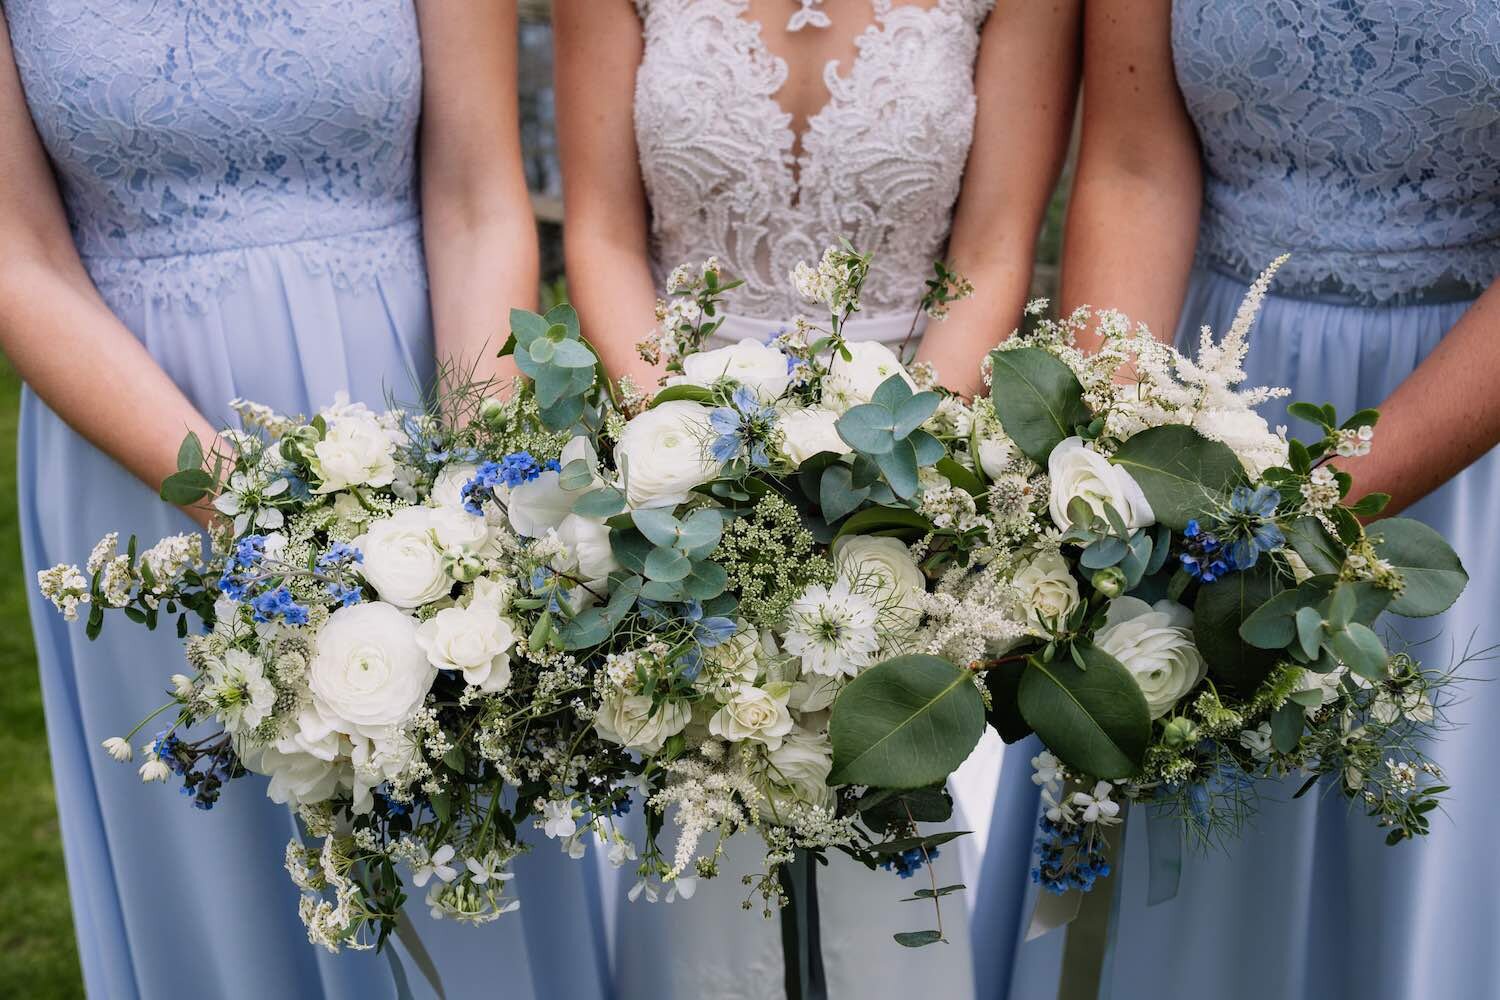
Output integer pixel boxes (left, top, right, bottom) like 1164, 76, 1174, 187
981, 656, 1032, 743
1368, 517, 1468, 617
1109, 425, 1247, 530
829, 655, 985, 789
988, 347, 1092, 466
1195, 565, 1283, 694
1284, 516, 1345, 576
1017, 646, 1150, 779
833, 505, 933, 541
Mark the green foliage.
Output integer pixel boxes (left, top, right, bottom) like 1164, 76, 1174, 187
833, 375, 945, 499
829, 655, 985, 789
1194, 565, 1284, 694
1368, 517, 1468, 618
504, 304, 601, 431
987, 347, 1091, 465
1108, 425, 1247, 530
1017, 645, 1151, 779
857, 786, 954, 832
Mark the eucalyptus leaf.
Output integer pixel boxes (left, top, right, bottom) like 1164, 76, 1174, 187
1017, 646, 1150, 779
893, 391, 941, 439
820, 463, 868, 523
875, 438, 921, 499
1109, 425, 1247, 530
574, 486, 627, 518
1326, 622, 1389, 681
1270, 701, 1304, 754
643, 546, 691, 583
1285, 516, 1345, 577
1196, 565, 1283, 694
1368, 517, 1468, 617
836, 404, 897, 455
988, 347, 1091, 466
631, 508, 681, 547
834, 506, 933, 541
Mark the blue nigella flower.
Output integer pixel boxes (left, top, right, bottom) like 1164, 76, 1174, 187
709, 385, 775, 468
1223, 485, 1285, 571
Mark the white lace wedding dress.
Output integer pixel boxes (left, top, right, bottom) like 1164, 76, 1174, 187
612, 2, 998, 997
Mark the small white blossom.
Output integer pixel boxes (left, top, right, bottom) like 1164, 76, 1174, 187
1071, 781, 1121, 825
102, 737, 133, 762
412, 845, 458, 888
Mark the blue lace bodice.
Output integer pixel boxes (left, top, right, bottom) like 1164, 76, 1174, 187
1173, 0, 1500, 304
3, 0, 424, 308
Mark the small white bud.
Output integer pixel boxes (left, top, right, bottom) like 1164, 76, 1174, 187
101, 737, 133, 763
170, 674, 195, 699
139, 758, 171, 783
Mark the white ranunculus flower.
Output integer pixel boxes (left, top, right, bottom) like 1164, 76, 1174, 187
789, 671, 844, 713
761, 727, 836, 816
308, 601, 436, 739
415, 603, 517, 693
547, 513, 619, 610
311, 408, 398, 494
1047, 437, 1154, 531
614, 401, 721, 508
708, 683, 795, 749
594, 692, 692, 753
246, 742, 348, 808
1011, 551, 1081, 628
427, 504, 491, 554
777, 406, 849, 464
356, 507, 454, 609
821, 341, 915, 413
976, 431, 1017, 480
832, 535, 926, 629
675, 338, 792, 401
1095, 597, 1206, 718
429, 462, 479, 510
508, 436, 601, 538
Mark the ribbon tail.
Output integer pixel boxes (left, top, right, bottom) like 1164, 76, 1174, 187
1055, 817, 1126, 1000
395, 909, 448, 1000
778, 849, 828, 1000
1144, 804, 1184, 906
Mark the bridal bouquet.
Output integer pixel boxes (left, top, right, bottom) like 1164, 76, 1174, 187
37, 246, 1467, 968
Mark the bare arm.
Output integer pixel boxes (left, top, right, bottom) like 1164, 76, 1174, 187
1336, 284, 1500, 516
915, 0, 1082, 397
554, 0, 665, 392
0, 19, 217, 524
1059, 0, 1201, 349
418, 1, 537, 395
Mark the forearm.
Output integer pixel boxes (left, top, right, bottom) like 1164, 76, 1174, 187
1337, 284, 1500, 516
565, 232, 665, 393
0, 257, 216, 515
914, 237, 1036, 397
425, 203, 537, 391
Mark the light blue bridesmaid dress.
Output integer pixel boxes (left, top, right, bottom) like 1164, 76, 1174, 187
6, 3, 608, 998
975, 2, 1500, 997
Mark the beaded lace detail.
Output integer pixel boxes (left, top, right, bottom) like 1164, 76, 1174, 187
1173, 0, 1500, 304
633, 0, 994, 321
4, 0, 425, 308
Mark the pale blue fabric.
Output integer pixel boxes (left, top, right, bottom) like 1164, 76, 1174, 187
7, 3, 608, 998
975, 2, 1500, 997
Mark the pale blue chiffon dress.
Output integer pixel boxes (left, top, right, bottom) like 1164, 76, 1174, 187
7, 3, 607, 998
975, 2, 1500, 997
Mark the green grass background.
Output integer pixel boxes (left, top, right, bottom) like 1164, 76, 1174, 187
0, 362, 84, 997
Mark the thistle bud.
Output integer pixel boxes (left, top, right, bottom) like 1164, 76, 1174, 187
1092, 566, 1127, 598
1162, 716, 1199, 748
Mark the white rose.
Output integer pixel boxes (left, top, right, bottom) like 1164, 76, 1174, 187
760, 727, 836, 816
415, 604, 517, 693
821, 342, 915, 413
675, 339, 792, 401
549, 513, 619, 603
595, 693, 692, 753
1047, 437, 1154, 531
308, 601, 436, 739
699, 624, 769, 690
708, 683, 795, 749
508, 436, 600, 538
789, 672, 844, 713
832, 535, 926, 629
778, 407, 849, 464
1095, 597, 1206, 718
242, 741, 347, 808
615, 401, 721, 508
1012, 551, 1081, 628
977, 432, 1017, 480
356, 507, 453, 608
312, 410, 397, 493
429, 462, 479, 510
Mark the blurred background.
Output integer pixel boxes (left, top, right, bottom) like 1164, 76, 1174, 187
1, 5, 1071, 995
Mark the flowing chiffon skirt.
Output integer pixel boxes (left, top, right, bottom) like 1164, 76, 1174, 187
19, 225, 610, 1000
973, 265, 1500, 999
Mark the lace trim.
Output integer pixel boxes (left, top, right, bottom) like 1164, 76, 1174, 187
83, 216, 427, 312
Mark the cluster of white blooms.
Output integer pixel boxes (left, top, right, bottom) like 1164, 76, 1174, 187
37, 562, 89, 621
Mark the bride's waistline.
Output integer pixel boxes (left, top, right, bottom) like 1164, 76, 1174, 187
712, 310, 928, 347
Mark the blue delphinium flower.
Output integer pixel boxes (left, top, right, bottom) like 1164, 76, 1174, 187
250, 586, 309, 625
709, 385, 776, 468
462, 452, 561, 514
218, 534, 271, 601
1178, 519, 1232, 583
882, 845, 940, 879
1030, 816, 1111, 894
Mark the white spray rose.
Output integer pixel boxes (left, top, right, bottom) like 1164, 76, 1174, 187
831, 535, 926, 629
307, 602, 436, 739
761, 727, 836, 816
415, 603, 517, 693
708, 683, 795, 749
821, 341, 915, 413
778, 407, 849, 464
614, 401, 721, 508
595, 693, 692, 753
356, 507, 453, 609
1095, 597, 1206, 718
1047, 437, 1154, 531
311, 408, 398, 494
429, 462, 479, 510
1011, 551, 1081, 628
675, 338, 792, 401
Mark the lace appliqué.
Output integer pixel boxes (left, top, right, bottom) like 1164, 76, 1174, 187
1173, 0, 1500, 304
634, 0, 995, 322
787, 0, 831, 31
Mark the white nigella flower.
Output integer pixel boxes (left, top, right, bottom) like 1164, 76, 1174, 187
212, 470, 289, 534
205, 648, 276, 734
1041, 785, 1074, 825
139, 758, 171, 783
1240, 722, 1273, 760
539, 798, 578, 840
1071, 781, 1121, 825
782, 577, 881, 678
464, 851, 514, 885
102, 737, 133, 762
412, 845, 458, 888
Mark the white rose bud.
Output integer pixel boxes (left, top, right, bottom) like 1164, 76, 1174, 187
356, 507, 454, 609
307, 602, 436, 739
778, 407, 849, 464
1095, 597, 1206, 718
674, 339, 792, 401
1047, 437, 1154, 531
415, 604, 517, 693
614, 401, 722, 508
1011, 551, 1081, 628
760, 727, 836, 817
311, 410, 397, 494
595, 693, 692, 753
708, 683, 795, 749
976, 432, 1017, 480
